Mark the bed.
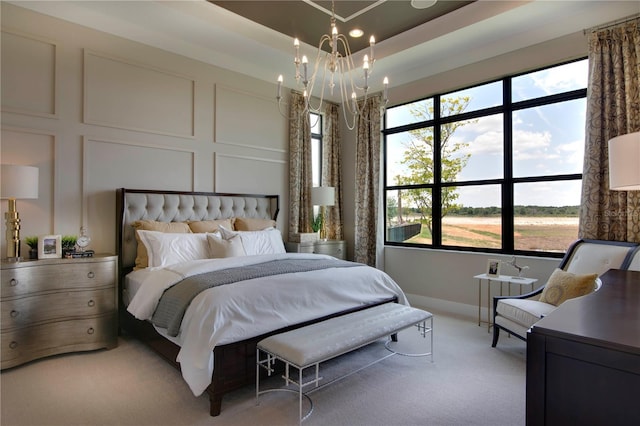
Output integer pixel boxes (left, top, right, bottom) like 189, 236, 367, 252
116, 188, 407, 416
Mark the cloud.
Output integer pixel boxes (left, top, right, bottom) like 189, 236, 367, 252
512, 130, 554, 166
530, 61, 588, 96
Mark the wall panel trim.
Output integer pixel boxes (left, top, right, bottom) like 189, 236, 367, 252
83, 49, 196, 139
1, 28, 58, 119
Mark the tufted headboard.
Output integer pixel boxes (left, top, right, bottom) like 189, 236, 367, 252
116, 188, 279, 279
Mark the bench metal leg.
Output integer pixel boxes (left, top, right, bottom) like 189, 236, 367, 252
384, 317, 434, 361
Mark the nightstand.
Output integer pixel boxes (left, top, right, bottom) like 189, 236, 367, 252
1, 254, 118, 369
473, 273, 537, 332
285, 240, 347, 260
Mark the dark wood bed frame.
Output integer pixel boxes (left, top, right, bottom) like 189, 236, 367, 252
116, 188, 396, 416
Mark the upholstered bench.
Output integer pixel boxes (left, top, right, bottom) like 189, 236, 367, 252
256, 302, 433, 423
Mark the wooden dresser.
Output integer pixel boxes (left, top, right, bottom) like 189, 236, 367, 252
526, 269, 640, 425
1, 254, 118, 369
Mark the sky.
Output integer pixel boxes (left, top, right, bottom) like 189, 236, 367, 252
385, 59, 588, 208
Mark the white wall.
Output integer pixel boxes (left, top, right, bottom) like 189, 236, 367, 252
1, 3, 289, 257
341, 31, 589, 317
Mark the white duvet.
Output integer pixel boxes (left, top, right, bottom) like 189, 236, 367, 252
126, 253, 408, 396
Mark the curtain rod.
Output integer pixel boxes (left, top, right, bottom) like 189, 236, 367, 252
583, 13, 640, 34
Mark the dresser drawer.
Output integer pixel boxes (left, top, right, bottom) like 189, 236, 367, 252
1, 261, 115, 298
1, 288, 115, 331
1, 314, 117, 369
313, 242, 346, 259
285, 242, 315, 253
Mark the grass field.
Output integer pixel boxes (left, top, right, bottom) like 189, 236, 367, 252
404, 216, 579, 252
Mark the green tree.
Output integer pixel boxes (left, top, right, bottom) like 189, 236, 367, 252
386, 195, 398, 226
395, 96, 475, 234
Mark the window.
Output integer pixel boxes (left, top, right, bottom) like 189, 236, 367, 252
311, 112, 323, 187
383, 59, 587, 256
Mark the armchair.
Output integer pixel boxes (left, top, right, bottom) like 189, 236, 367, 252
491, 239, 639, 347
625, 246, 640, 271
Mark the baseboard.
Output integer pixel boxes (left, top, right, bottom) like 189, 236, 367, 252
405, 293, 482, 321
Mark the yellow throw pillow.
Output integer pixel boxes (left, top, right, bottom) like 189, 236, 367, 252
187, 219, 233, 233
233, 217, 276, 231
538, 268, 598, 306
132, 220, 191, 270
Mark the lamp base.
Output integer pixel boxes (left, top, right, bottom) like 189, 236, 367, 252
5, 198, 22, 261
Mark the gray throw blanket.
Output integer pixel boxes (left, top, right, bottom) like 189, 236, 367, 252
151, 258, 362, 336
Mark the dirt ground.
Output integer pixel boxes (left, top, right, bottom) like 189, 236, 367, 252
407, 216, 578, 251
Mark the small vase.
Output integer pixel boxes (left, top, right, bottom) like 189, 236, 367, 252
29, 249, 38, 260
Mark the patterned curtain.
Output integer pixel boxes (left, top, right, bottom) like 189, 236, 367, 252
354, 94, 382, 266
323, 101, 343, 240
288, 91, 313, 240
579, 19, 640, 243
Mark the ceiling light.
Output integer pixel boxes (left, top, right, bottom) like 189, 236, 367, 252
349, 28, 364, 38
276, 0, 388, 130
411, 0, 438, 9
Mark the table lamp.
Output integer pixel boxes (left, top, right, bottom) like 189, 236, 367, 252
608, 131, 640, 190
311, 186, 335, 240
1, 164, 39, 261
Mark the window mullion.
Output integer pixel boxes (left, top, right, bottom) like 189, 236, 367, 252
502, 78, 514, 253
432, 95, 442, 247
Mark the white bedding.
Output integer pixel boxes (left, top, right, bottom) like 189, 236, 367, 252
126, 253, 408, 396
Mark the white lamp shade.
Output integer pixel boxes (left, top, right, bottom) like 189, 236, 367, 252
608, 132, 640, 191
1, 164, 39, 199
311, 186, 335, 206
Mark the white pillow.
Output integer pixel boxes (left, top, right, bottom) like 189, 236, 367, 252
136, 230, 210, 268
207, 233, 246, 258
218, 225, 286, 256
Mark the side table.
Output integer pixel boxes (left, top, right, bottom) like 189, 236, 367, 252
285, 240, 347, 260
473, 274, 538, 332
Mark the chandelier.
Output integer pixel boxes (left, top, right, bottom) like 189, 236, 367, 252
276, 0, 389, 130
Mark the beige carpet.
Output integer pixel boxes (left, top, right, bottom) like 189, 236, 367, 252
0, 311, 526, 426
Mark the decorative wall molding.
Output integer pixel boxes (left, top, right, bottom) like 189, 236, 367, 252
214, 84, 287, 152
83, 50, 196, 138
214, 140, 287, 154
214, 153, 286, 195
216, 152, 286, 165
82, 136, 197, 252
1, 29, 58, 119
0, 126, 57, 238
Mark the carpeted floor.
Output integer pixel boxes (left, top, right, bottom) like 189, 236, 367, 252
0, 311, 526, 426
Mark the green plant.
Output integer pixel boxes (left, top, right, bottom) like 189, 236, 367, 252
61, 235, 78, 250
25, 236, 38, 249
310, 214, 323, 232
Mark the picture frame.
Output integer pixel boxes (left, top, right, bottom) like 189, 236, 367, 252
38, 234, 62, 259
486, 259, 501, 277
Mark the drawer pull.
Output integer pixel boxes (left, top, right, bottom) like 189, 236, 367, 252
10, 310, 19, 318
88, 300, 95, 307
87, 271, 95, 279
9, 278, 18, 287
87, 327, 95, 335
9, 341, 18, 349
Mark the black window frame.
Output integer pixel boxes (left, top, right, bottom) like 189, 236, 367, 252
382, 58, 587, 258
